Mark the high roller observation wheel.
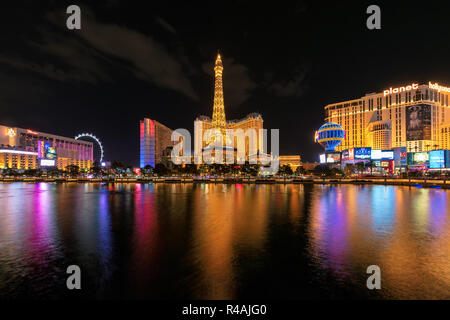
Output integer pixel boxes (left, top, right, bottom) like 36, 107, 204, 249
75, 133, 104, 163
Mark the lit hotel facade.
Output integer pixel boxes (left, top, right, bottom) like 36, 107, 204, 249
324, 82, 450, 152
0, 125, 93, 170
139, 118, 173, 168
194, 53, 265, 163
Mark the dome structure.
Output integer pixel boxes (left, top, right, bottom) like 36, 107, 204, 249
315, 122, 345, 151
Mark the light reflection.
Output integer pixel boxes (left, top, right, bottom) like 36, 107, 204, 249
308, 184, 450, 299
27, 183, 58, 265
0, 182, 449, 299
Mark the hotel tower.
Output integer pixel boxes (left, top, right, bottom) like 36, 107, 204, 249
140, 118, 173, 168
194, 53, 264, 163
324, 82, 450, 152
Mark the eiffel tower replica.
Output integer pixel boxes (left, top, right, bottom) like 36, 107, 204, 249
194, 51, 264, 164
212, 53, 227, 134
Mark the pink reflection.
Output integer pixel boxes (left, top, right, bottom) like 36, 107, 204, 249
130, 185, 159, 294
27, 183, 55, 266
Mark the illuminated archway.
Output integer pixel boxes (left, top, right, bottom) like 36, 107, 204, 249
75, 133, 104, 163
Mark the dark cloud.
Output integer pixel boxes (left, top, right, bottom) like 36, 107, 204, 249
202, 56, 256, 108
0, 8, 198, 100
155, 17, 177, 34
0, 26, 111, 84
267, 69, 308, 98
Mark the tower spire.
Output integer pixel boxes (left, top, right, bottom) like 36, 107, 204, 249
212, 52, 226, 131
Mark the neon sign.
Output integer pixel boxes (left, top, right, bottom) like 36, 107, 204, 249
27, 129, 38, 135
7, 128, 16, 137
428, 82, 450, 93
383, 83, 418, 96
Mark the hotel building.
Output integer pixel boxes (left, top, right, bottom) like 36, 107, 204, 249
0, 125, 93, 170
440, 123, 450, 150
194, 53, 264, 163
278, 155, 302, 171
324, 82, 450, 152
139, 118, 173, 168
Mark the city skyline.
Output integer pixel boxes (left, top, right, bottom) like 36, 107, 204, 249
2, 0, 450, 306
1, 1, 450, 165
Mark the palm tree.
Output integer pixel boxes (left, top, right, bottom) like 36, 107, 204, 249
355, 162, 366, 176
344, 164, 355, 176
278, 165, 293, 177
295, 166, 306, 176
142, 164, 154, 176
154, 163, 169, 176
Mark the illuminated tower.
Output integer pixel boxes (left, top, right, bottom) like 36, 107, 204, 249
212, 53, 226, 131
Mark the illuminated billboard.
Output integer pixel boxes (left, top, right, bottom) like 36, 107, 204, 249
354, 147, 371, 160
326, 152, 341, 164
319, 154, 326, 164
371, 149, 393, 160
44, 142, 57, 160
341, 149, 351, 161
40, 159, 56, 167
341, 148, 355, 161
371, 149, 382, 160
319, 153, 341, 164
406, 104, 431, 141
429, 150, 445, 169
408, 152, 429, 165
393, 147, 407, 167
381, 150, 394, 160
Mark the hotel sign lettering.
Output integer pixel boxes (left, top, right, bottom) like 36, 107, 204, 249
383, 83, 418, 96
383, 82, 450, 96
428, 82, 450, 93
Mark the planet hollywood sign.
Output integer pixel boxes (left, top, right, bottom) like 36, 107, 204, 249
383, 82, 450, 96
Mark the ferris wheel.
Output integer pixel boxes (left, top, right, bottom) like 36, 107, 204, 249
75, 133, 104, 163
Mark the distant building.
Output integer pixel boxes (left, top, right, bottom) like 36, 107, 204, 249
140, 118, 173, 168
301, 162, 320, 171
439, 123, 450, 150
0, 124, 93, 170
279, 155, 301, 171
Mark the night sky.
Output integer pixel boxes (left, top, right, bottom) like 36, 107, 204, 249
1, 0, 450, 165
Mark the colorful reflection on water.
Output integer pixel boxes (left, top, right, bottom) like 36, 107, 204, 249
0, 183, 449, 299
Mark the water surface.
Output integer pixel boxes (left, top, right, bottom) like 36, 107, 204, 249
0, 182, 449, 299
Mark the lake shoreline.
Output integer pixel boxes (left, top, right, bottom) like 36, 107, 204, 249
0, 177, 449, 189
